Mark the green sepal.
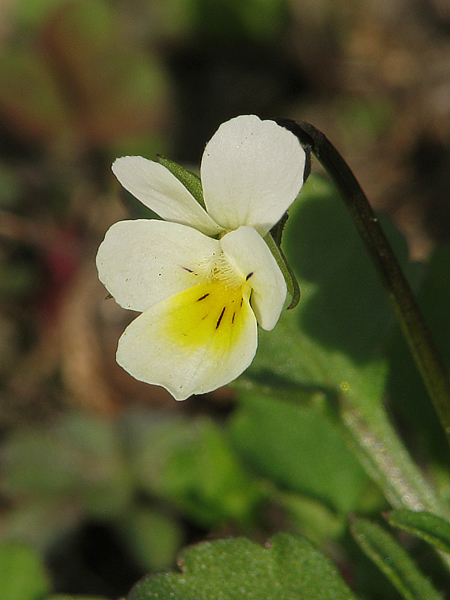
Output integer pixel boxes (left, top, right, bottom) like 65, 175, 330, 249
270, 212, 289, 246
264, 231, 300, 309
350, 517, 444, 600
157, 155, 205, 209
387, 509, 450, 556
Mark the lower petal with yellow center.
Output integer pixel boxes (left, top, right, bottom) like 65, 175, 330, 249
116, 277, 257, 400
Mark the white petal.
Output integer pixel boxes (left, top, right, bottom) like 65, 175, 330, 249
220, 226, 286, 331
112, 156, 222, 236
116, 281, 258, 400
201, 115, 305, 236
96, 219, 220, 312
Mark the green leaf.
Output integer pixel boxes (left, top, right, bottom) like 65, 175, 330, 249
116, 506, 182, 571
277, 491, 346, 544
157, 156, 205, 209
0, 415, 133, 518
284, 175, 421, 364
0, 542, 50, 600
229, 392, 375, 514
0, 500, 82, 552
351, 517, 444, 600
128, 533, 358, 600
125, 411, 264, 527
388, 509, 450, 555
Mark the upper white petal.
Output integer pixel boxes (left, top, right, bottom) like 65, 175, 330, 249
201, 115, 305, 236
112, 156, 222, 236
116, 284, 258, 400
220, 226, 286, 331
96, 219, 220, 312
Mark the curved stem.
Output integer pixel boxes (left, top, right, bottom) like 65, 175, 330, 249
341, 393, 449, 516
276, 118, 450, 448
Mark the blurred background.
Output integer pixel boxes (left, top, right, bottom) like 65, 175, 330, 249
1, 0, 450, 597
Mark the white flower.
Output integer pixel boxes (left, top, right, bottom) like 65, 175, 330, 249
96, 115, 305, 400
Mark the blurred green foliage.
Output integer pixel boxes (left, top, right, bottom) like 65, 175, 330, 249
229, 392, 379, 515
0, 0, 170, 156
0, 542, 51, 600
351, 518, 444, 600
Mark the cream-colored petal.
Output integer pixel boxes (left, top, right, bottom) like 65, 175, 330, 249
220, 226, 286, 331
96, 220, 220, 312
201, 115, 305, 236
112, 156, 222, 236
116, 281, 258, 400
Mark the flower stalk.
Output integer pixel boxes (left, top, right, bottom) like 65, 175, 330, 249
275, 118, 450, 449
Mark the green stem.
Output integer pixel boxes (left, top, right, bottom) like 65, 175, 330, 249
276, 118, 450, 448
341, 392, 449, 516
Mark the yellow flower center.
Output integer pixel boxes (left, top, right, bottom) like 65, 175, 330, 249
163, 256, 253, 351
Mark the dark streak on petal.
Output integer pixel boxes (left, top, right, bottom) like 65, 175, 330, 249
216, 307, 226, 329
232, 312, 236, 324
197, 293, 209, 301
182, 267, 193, 272
246, 272, 254, 280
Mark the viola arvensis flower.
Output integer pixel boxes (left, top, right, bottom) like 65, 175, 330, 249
96, 115, 305, 399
